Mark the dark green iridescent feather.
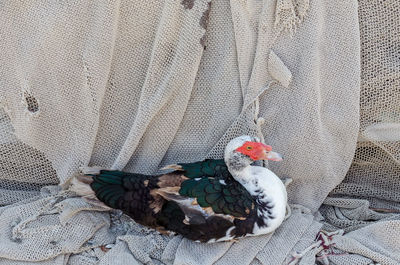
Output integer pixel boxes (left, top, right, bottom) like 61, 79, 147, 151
178, 159, 253, 218
83, 158, 261, 242
205, 193, 220, 204
90, 170, 150, 210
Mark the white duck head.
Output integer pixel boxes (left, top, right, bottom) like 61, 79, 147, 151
224, 135, 283, 178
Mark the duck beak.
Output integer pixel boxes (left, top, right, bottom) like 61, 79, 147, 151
265, 151, 283, 161
256, 144, 283, 161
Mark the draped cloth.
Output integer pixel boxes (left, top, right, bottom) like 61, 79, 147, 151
0, 1, 399, 264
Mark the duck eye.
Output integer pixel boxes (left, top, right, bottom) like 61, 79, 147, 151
246, 146, 252, 150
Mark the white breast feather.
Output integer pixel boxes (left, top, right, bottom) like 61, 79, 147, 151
241, 166, 287, 236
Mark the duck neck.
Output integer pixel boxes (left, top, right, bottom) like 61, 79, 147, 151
226, 153, 273, 203
225, 152, 255, 186
225, 153, 262, 192
229, 166, 254, 187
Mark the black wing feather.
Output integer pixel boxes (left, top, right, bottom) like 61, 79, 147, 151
178, 159, 253, 218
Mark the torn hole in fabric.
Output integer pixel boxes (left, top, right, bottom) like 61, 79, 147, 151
21, 89, 39, 114
181, 0, 195, 10
199, 1, 212, 48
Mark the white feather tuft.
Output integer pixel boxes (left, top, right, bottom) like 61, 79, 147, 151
79, 166, 103, 175
70, 177, 94, 197
69, 176, 110, 209
213, 226, 235, 242
160, 164, 183, 171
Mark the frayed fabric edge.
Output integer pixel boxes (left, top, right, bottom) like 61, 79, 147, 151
274, 0, 310, 37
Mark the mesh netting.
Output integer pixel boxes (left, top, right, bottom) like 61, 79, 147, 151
331, 0, 400, 205
321, 0, 400, 232
317, 1, 400, 263
0, 0, 399, 264
0, 109, 58, 205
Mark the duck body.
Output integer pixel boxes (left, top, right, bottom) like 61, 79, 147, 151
73, 136, 287, 243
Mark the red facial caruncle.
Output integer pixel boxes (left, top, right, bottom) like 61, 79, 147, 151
235, 141, 283, 161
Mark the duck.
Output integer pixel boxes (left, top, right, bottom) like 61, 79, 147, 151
71, 135, 289, 243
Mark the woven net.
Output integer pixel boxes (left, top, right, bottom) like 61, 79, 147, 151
0, 0, 398, 264
317, 1, 400, 264
329, 0, 400, 208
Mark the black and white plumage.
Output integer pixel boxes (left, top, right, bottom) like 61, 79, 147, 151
71, 135, 288, 243
220, 136, 287, 240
